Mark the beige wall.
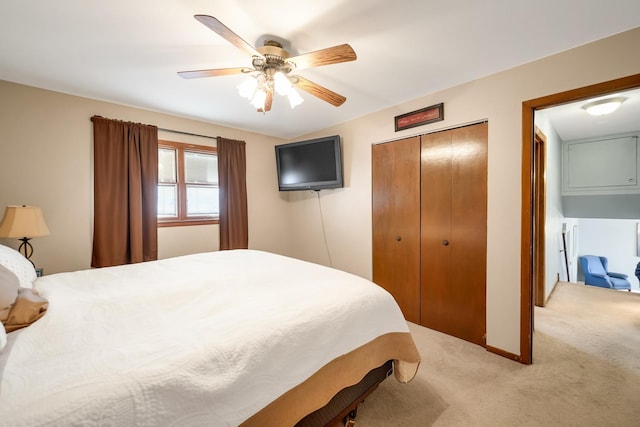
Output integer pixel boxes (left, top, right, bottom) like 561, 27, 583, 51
0, 81, 291, 274
1, 27, 639, 357
285, 27, 640, 355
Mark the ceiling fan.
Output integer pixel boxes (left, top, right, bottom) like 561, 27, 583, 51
178, 15, 357, 112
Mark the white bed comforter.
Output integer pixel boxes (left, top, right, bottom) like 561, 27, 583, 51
0, 250, 410, 426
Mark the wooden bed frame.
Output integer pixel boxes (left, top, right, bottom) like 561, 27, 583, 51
296, 360, 393, 427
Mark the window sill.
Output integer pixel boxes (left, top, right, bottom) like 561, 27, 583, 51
158, 218, 219, 227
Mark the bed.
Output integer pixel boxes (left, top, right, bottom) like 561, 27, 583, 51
0, 248, 420, 426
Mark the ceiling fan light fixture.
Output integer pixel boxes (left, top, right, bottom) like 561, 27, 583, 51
250, 88, 267, 110
181, 16, 357, 112
287, 86, 304, 109
237, 76, 258, 99
237, 71, 302, 110
273, 71, 291, 96
581, 96, 627, 116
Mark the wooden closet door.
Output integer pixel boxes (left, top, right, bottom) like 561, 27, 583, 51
420, 130, 453, 333
420, 122, 487, 346
372, 137, 421, 323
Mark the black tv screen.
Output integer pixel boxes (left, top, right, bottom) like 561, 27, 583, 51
275, 135, 343, 191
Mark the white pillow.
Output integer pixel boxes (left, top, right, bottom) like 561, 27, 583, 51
0, 244, 37, 289
0, 263, 19, 310
0, 322, 6, 353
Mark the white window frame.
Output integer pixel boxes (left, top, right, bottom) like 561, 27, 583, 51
157, 140, 219, 227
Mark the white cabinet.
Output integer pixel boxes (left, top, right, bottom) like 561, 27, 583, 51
562, 135, 639, 195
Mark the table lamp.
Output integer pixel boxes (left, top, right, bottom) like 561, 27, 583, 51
0, 205, 50, 267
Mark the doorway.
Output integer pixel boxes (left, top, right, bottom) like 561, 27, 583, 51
521, 73, 640, 364
533, 128, 547, 308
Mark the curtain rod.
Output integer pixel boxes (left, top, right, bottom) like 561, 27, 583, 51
158, 127, 218, 140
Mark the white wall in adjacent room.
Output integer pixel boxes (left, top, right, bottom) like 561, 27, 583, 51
535, 110, 566, 300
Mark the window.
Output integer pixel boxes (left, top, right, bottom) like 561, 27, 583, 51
158, 140, 219, 226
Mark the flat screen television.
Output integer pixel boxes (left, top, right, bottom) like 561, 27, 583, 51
275, 135, 343, 191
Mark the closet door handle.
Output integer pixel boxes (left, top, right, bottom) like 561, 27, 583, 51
395, 235, 402, 241
442, 240, 449, 246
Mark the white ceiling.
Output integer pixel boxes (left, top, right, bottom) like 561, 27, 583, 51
1, 1, 639, 139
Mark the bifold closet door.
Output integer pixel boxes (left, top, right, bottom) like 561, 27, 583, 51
420, 122, 487, 346
372, 136, 421, 323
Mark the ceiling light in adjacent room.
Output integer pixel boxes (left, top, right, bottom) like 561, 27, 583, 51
581, 97, 627, 116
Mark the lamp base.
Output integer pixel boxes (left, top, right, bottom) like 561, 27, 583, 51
17, 237, 35, 268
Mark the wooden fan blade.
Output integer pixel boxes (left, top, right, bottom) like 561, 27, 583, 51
292, 76, 346, 106
288, 44, 356, 70
258, 91, 273, 113
177, 67, 249, 79
194, 15, 262, 58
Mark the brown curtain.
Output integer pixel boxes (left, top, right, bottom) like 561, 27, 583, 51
217, 137, 248, 250
91, 116, 158, 267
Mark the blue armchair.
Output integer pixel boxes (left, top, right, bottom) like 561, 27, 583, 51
579, 255, 631, 291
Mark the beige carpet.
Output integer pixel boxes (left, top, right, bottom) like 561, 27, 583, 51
356, 282, 640, 426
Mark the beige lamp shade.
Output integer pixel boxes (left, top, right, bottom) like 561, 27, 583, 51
0, 205, 50, 238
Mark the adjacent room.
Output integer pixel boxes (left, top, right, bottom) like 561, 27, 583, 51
1, 1, 639, 425
535, 88, 640, 298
